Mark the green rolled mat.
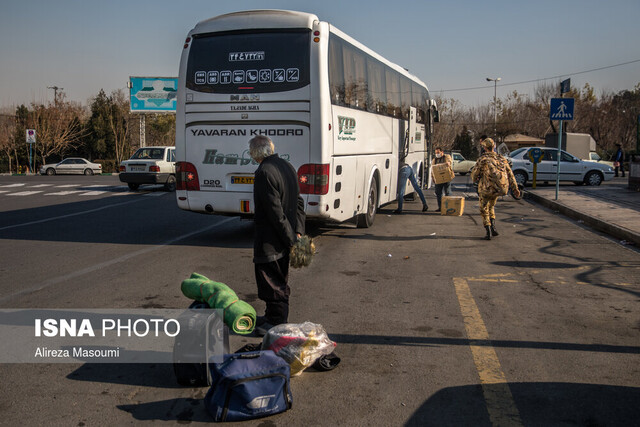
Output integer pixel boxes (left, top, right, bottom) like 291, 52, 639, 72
181, 272, 256, 334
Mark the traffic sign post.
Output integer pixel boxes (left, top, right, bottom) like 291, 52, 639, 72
527, 147, 543, 188
549, 98, 575, 199
26, 129, 36, 175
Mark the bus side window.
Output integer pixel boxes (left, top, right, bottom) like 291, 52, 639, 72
367, 57, 387, 115
400, 77, 411, 120
342, 43, 367, 111
385, 70, 400, 118
328, 35, 345, 106
412, 83, 427, 124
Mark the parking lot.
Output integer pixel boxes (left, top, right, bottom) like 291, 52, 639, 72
0, 174, 638, 425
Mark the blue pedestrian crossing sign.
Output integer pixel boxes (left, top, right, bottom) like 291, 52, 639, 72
550, 98, 574, 120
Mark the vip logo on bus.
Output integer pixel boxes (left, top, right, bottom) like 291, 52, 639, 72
337, 116, 356, 141
228, 51, 265, 62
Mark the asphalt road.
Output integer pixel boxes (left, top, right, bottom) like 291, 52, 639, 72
0, 174, 638, 426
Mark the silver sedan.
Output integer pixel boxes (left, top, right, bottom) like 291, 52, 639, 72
39, 158, 102, 176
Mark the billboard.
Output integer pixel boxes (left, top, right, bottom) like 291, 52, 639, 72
129, 77, 177, 112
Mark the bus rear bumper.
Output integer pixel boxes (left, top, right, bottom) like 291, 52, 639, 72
176, 190, 329, 219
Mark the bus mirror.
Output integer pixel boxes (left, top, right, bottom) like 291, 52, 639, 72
433, 110, 440, 123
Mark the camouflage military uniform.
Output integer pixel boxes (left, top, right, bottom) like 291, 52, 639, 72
471, 151, 519, 226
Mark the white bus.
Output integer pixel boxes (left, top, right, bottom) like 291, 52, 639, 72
175, 10, 438, 227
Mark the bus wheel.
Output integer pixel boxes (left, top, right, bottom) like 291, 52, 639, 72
356, 181, 377, 228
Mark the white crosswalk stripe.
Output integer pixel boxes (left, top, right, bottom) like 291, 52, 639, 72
7, 191, 43, 196
79, 191, 108, 196
0, 183, 160, 198
45, 190, 85, 196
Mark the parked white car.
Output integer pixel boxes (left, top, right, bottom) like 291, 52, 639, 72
119, 146, 176, 191
40, 158, 102, 175
508, 147, 614, 186
450, 152, 476, 175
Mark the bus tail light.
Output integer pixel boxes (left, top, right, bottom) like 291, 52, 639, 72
176, 162, 200, 191
298, 164, 329, 195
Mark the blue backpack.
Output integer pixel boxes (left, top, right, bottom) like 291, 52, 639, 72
204, 350, 292, 422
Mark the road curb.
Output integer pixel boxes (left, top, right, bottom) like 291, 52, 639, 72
524, 190, 640, 247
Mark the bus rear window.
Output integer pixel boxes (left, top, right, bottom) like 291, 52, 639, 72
186, 29, 311, 94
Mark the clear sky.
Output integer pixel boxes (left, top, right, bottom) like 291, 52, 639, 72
1, 0, 639, 109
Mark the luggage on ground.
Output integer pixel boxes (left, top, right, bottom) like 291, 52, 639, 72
173, 301, 229, 386
180, 272, 256, 334
204, 350, 292, 421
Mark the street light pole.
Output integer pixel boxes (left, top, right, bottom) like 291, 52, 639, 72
47, 86, 64, 106
486, 77, 501, 140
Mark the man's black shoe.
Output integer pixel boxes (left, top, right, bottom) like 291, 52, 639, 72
422, 204, 428, 212
393, 209, 402, 214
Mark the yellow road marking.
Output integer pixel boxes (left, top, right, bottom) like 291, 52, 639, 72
466, 274, 636, 288
454, 277, 523, 426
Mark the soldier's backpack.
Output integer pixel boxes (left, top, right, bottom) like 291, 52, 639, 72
483, 157, 510, 197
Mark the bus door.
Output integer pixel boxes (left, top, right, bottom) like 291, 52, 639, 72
408, 107, 425, 182
397, 107, 418, 197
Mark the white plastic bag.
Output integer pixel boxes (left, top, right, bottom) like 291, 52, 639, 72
261, 322, 336, 376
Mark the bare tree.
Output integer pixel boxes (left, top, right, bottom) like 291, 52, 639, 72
0, 113, 17, 173
432, 96, 467, 149
108, 89, 131, 165
608, 84, 640, 155
32, 95, 87, 165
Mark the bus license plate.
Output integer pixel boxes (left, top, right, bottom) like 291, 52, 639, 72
231, 176, 254, 185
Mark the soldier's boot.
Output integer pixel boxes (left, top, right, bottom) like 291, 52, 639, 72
484, 225, 492, 240
490, 218, 499, 236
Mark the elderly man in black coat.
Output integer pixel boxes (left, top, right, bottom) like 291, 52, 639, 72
249, 135, 306, 336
